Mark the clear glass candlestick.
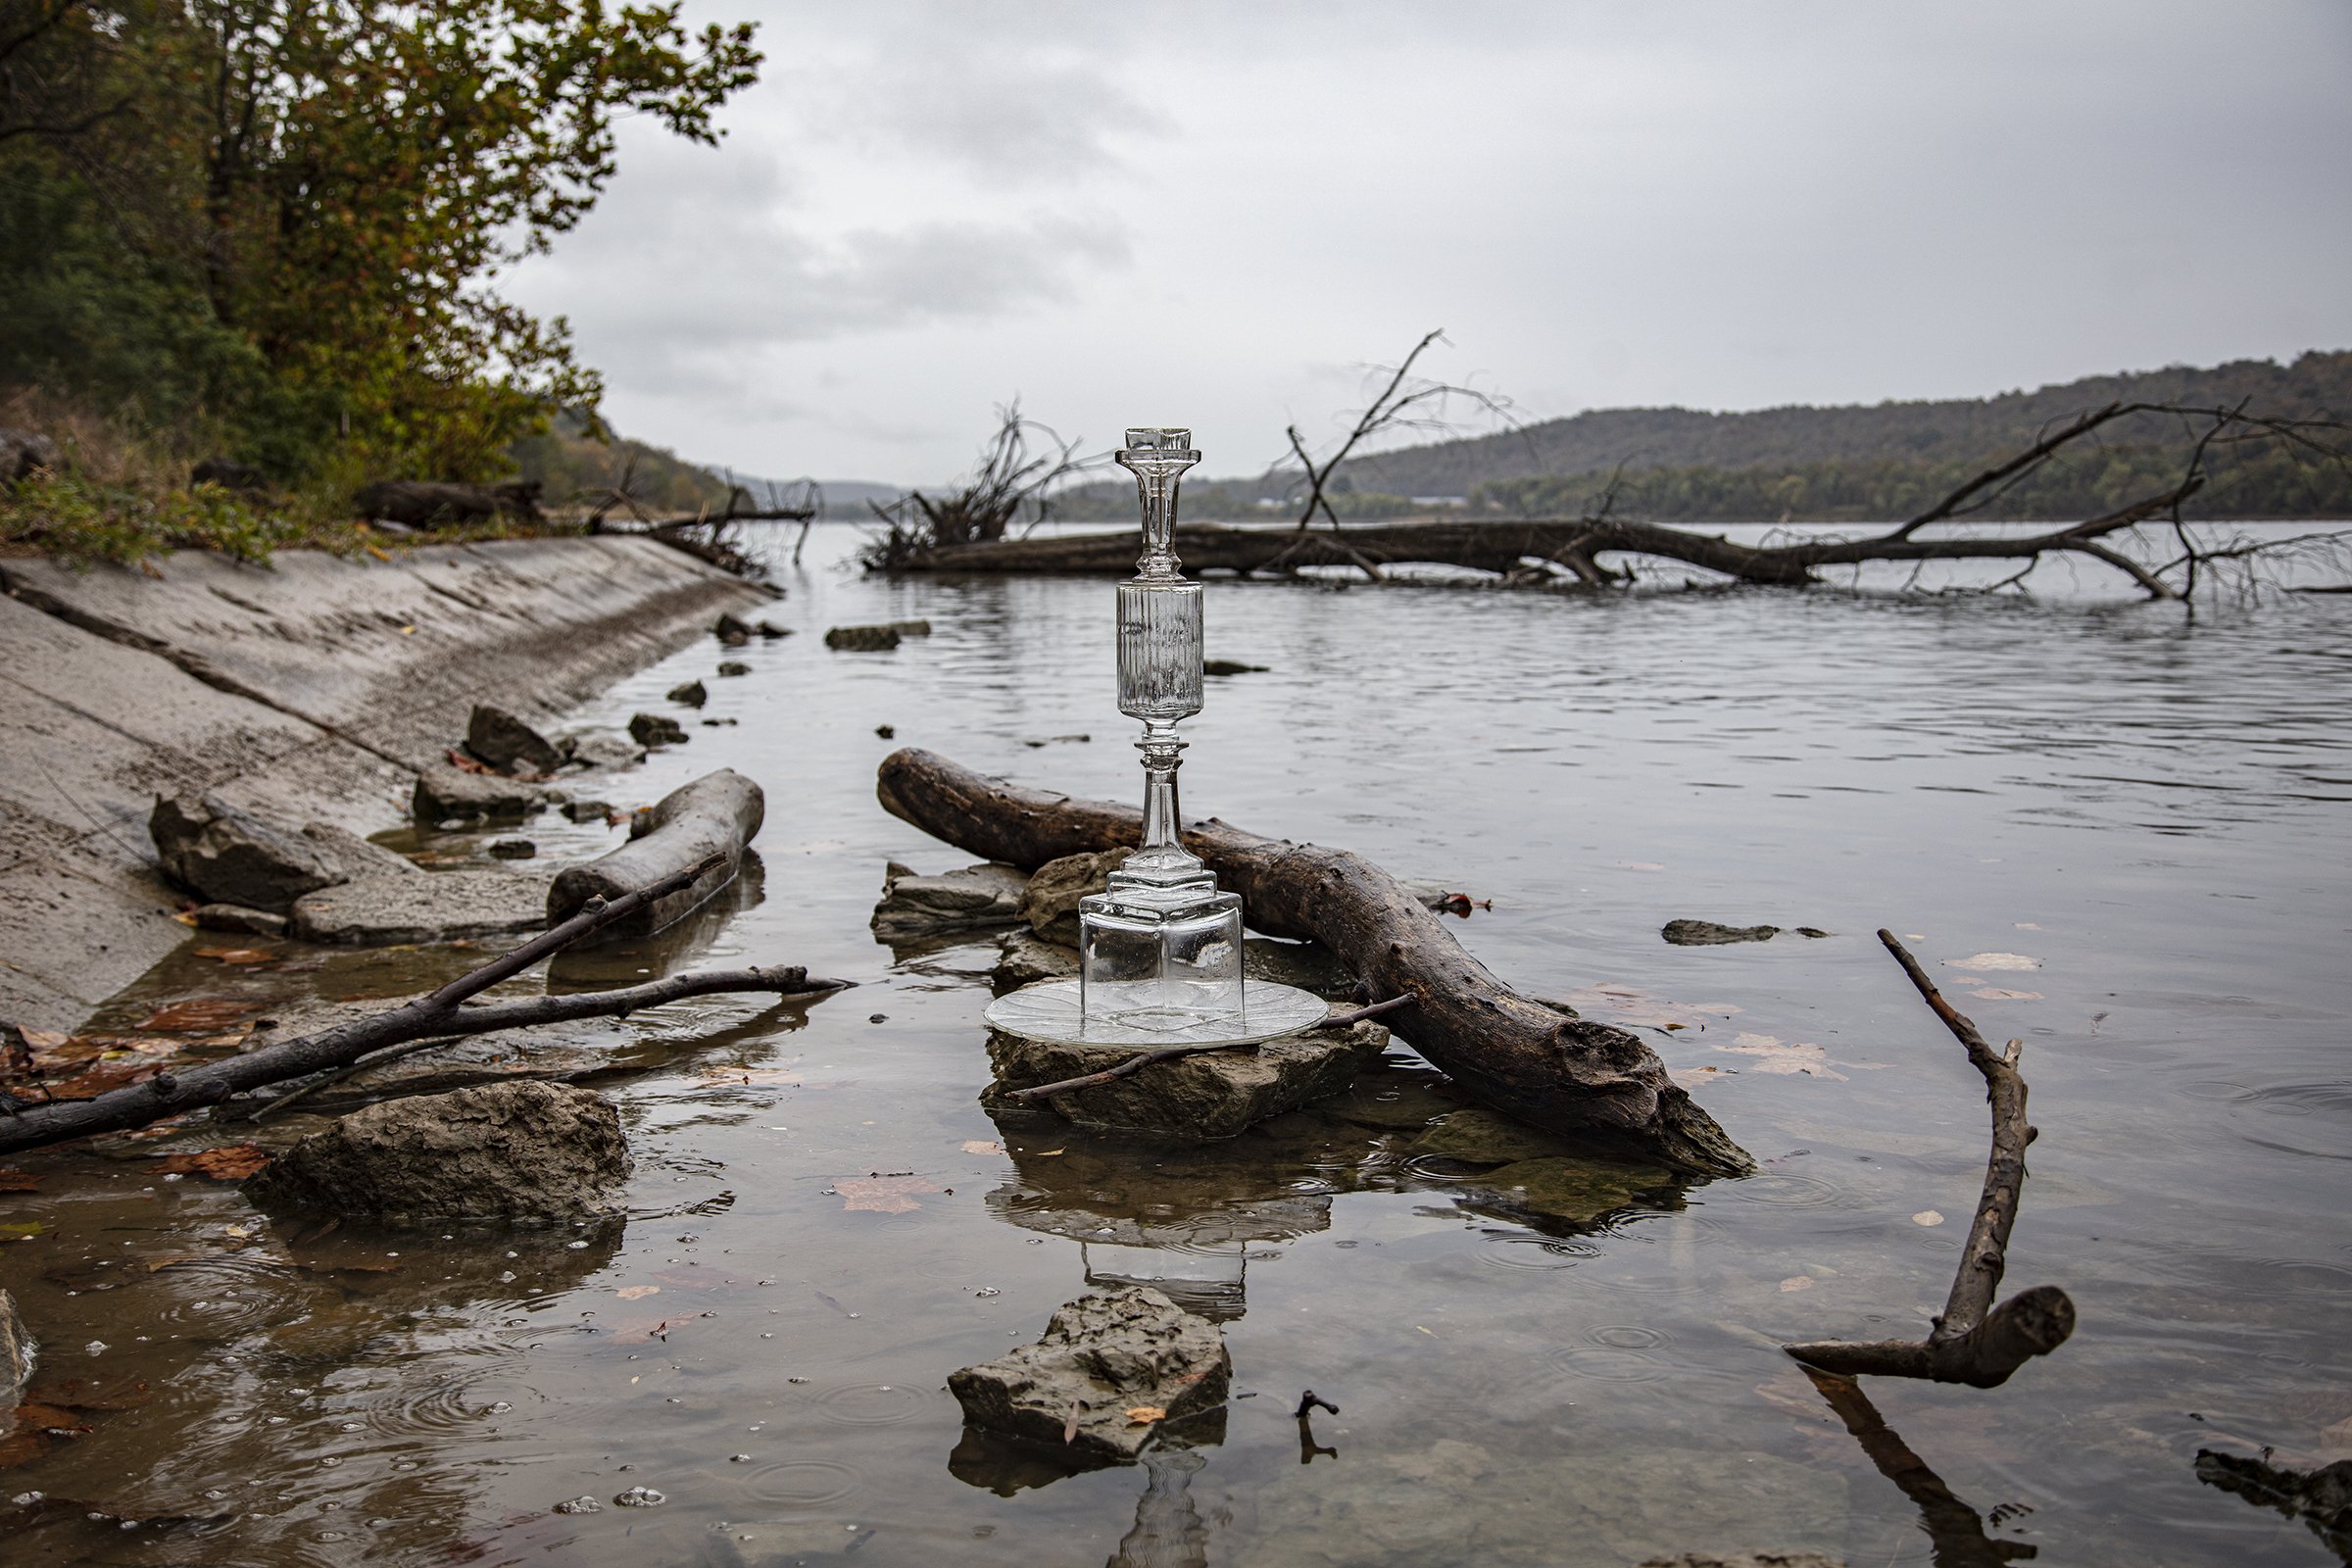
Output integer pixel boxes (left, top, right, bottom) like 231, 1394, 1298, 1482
1078, 428, 1248, 1035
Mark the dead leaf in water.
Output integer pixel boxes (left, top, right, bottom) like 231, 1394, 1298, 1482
1913, 1210, 1945, 1226
1968, 989, 2042, 1002
1946, 952, 2040, 971
1125, 1405, 1166, 1425
1562, 983, 1741, 1031
45, 1061, 161, 1099
137, 999, 262, 1033
145, 1145, 270, 1181
193, 947, 275, 966
18, 1026, 70, 1054
960, 1140, 1004, 1155
0, 1168, 39, 1192
835, 1175, 938, 1214
614, 1285, 661, 1300
1716, 1034, 1847, 1080
1780, 1275, 1814, 1293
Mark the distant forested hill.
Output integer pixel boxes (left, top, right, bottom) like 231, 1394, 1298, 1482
1051, 352, 2349, 522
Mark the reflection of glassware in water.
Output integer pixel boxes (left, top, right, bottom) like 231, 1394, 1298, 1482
1078, 428, 1249, 1037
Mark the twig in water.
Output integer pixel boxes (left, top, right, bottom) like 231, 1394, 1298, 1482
1783, 931, 2075, 1387
1296, 1389, 1340, 1464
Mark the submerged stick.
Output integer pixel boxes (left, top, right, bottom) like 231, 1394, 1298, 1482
878, 748, 1751, 1177
1785, 930, 2076, 1387
0, 855, 852, 1154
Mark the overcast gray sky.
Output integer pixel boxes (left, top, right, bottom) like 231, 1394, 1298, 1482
504, 1, 2352, 486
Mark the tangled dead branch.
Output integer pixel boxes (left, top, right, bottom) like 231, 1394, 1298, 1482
1784, 931, 2075, 1388
862, 403, 1096, 567
1279, 328, 1520, 536
0, 854, 852, 1153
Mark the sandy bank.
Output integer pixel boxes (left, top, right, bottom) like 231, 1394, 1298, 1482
0, 536, 770, 1029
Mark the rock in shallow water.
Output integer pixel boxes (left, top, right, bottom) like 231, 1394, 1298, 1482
245, 1080, 631, 1226
411, 764, 555, 823
949, 1286, 1229, 1462
1662, 919, 1782, 946
628, 712, 688, 747
872, 860, 1028, 942
1017, 849, 1129, 945
466, 704, 562, 775
982, 1019, 1388, 1139
291, 865, 549, 944
149, 794, 342, 912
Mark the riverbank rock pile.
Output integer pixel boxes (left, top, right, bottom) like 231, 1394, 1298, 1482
949, 1286, 1229, 1463
246, 1081, 630, 1227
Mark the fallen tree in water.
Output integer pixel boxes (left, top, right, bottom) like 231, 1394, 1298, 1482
880, 403, 2349, 600
875, 748, 1752, 1178
0, 856, 851, 1154
1786, 931, 2075, 1388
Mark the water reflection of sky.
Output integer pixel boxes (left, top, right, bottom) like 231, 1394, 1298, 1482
8, 524, 2347, 1566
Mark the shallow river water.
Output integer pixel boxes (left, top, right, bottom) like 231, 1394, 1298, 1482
5, 524, 2350, 1567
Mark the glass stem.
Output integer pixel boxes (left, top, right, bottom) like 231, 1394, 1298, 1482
1130, 721, 1197, 878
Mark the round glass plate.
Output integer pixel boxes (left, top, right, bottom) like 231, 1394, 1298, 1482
982, 979, 1332, 1048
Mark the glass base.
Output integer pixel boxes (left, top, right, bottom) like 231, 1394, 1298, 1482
982, 978, 1332, 1049
1078, 885, 1244, 1037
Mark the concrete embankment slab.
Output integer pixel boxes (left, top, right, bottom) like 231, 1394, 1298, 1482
0, 536, 769, 1028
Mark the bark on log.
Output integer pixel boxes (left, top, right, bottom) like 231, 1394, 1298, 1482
0, 854, 847, 1154
876, 748, 1752, 1177
1785, 930, 2076, 1387
548, 769, 763, 944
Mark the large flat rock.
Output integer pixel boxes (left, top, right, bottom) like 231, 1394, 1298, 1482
948, 1287, 1229, 1463
982, 1018, 1388, 1139
290, 866, 551, 944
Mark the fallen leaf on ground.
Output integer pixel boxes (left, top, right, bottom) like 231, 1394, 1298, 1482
615, 1285, 661, 1300
1780, 1275, 1814, 1292
1124, 1405, 1166, 1425
46, 1062, 162, 1099
1968, 989, 2042, 1001
22, 1033, 105, 1069
137, 999, 262, 1033
1913, 1210, 1945, 1226
193, 947, 275, 965
18, 1027, 70, 1054
1716, 1033, 1847, 1080
0, 1168, 38, 1192
1946, 952, 2040, 971
960, 1140, 1004, 1155
145, 1145, 270, 1181
834, 1175, 939, 1214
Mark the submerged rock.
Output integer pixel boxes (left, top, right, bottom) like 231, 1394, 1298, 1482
412, 763, 553, 823
149, 794, 342, 912
666, 679, 708, 708
466, 704, 563, 776
872, 860, 1028, 942
245, 1080, 631, 1226
825, 623, 902, 652
1662, 919, 1782, 946
715, 661, 751, 677
983, 1020, 1388, 1140
188, 903, 289, 937
291, 866, 549, 944
560, 731, 646, 771
487, 838, 537, 860
628, 712, 688, 748
1017, 848, 1129, 945
1458, 1155, 1672, 1227
0, 1287, 34, 1408
949, 1286, 1229, 1463
1405, 1106, 1582, 1165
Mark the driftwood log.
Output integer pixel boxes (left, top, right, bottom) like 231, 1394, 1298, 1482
0, 855, 849, 1154
876, 748, 1751, 1177
1785, 931, 2075, 1387
548, 768, 763, 944
354, 479, 544, 527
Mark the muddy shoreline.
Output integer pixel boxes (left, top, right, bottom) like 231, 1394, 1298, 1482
0, 537, 770, 1030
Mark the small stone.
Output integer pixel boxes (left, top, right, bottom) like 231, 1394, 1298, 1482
875, 724, 895, 739
466, 705, 563, 775
825, 624, 901, 652
1662, 919, 1783, 947
949, 1287, 1228, 1462
628, 712, 688, 748
486, 839, 537, 860
561, 732, 646, 770
715, 662, 751, 677
1201, 660, 1268, 676
714, 612, 755, 646
612, 1486, 665, 1508
666, 680, 708, 709
700, 717, 738, 727
889, 618, 932, 637
188, 904, 290, 937
562, 800, 615, 824
1017, 849, 1130, 946
871, 861, 1028, 942
755, 620, 791, 639
244, 1081, 631, 1227
1795, 927, 1832, 939
411, 765, 552, 824
553, 1496, 602, 1515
